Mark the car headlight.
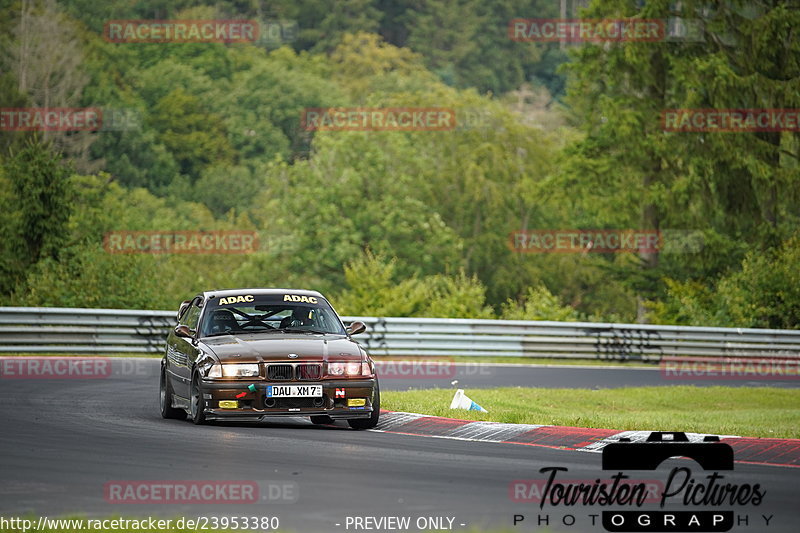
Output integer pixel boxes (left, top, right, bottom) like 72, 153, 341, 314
328, 362, 363, 377
210, 363, 260, 378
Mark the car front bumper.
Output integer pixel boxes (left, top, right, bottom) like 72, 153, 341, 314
199, 377, 377, 421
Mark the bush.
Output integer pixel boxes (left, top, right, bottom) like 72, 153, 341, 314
333, 251, 493, 318
649, 237, 800, 329
499, 285, 581, 321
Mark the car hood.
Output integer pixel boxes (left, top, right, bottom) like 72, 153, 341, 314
201, 333, 363, 363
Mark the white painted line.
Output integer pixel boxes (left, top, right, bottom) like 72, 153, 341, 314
446, 421, 544, 441
374, 411, 429, 430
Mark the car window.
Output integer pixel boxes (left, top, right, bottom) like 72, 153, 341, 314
180, 304, 202, 330
198, 294, 345, 337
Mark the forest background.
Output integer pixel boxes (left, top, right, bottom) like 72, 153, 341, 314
1, 0, 798, 329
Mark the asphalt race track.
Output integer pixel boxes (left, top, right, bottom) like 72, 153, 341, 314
374, 361, 800, 390
0, 358, 797, 533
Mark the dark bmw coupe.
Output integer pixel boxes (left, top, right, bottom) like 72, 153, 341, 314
159, 288, 379, 429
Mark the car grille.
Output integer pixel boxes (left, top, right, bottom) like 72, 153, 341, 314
296, 364, 322, 380
267, 364, 293, 380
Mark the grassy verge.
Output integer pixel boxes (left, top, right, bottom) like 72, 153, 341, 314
382, 386, 800, 439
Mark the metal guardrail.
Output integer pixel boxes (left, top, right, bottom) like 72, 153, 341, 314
0, 307, 799, 361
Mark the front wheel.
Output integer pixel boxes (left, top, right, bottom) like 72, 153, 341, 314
160, 365, 186, 420
348, 380, 380, 430
190, 374, 207, 425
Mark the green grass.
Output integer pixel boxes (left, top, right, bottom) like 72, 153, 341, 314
382, 386, 800, 439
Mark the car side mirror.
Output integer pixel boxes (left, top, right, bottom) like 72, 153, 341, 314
347, 321, 367, 335
176, 300, 191, 321
174, 325, 195, 338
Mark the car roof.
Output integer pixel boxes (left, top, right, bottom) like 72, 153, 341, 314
200, 288, 325, 300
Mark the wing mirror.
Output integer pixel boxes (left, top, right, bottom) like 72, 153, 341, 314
174, 325, 195, 338
347, 321, 367, 335
176, 300, 191, 321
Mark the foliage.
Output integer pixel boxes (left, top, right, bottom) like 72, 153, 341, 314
333, 252, 494, 319
0, 1, 797, 329
650, 236, 800, 329
0, 138, 72, 294
500, 285, 580, 322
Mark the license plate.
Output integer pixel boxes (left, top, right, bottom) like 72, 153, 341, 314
267, 384, 323, 398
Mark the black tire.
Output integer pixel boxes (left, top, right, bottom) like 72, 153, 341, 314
310, 415, 334, 425
348, 380, 380, 430
190, 373, 207, 425
160, 365, 186, 420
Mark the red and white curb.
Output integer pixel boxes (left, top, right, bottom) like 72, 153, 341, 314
372, 411, 800, 468
580, 430, 740, 452
373, 411, 546, 442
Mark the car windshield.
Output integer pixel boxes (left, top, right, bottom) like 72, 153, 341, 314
198, 293, 346, 337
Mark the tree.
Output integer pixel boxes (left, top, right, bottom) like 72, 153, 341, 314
8, 0, 97, 171
328, 32, 435, 99
500, 285, 580, 321
150, 87, 234, 179
666, 0, 800, 248
333, 251, 494, 318
403, 0, 563, 95
0, 139, 72, 296
313, 0, 383, 53
651, 236, 800, 329
559, 0, 800, 322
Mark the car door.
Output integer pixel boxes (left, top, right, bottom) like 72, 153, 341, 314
169, 296, 203, 400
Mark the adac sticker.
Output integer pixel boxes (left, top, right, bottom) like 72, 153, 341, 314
218, 295, 254, 305
283, 294, 318, 303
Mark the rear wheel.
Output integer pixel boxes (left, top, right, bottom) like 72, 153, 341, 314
348, 380, 380, 430
190, 374, 207, 425
310, 415, 334, 425
160, 366, 185, 420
